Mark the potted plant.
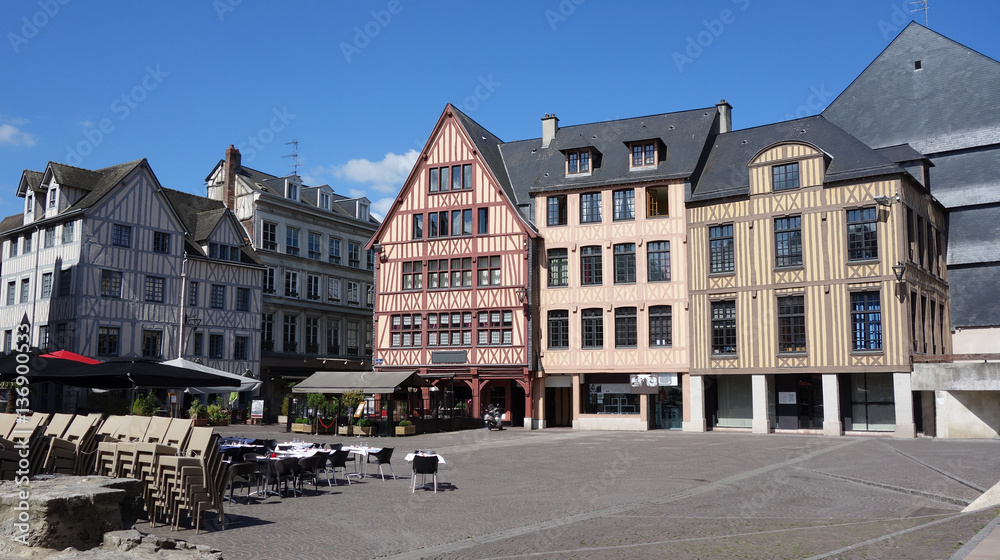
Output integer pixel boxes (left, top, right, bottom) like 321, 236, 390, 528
339, 389, 364, 436
207, 403, 229, 426
395, 419, 415, 436
290, 417, 315, 434
355, 417, 375, 436
189, 401, 208, 426
132, 391, 160, 416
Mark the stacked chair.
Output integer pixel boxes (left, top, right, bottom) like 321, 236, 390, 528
43, 413, 103, 475
0, 412, 51, 480
149, 426, 227, 533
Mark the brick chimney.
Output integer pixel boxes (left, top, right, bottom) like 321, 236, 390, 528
224, 144, 241, 210
716, 99, 732, 134
541, 113, 559, 148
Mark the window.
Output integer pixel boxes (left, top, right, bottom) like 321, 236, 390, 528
567, 149, 590, 174
451, 210, 461, 238
48, 188, 57, 208
327, 278, 340, 302
97, 327, 120, 357
210, 285, 225, 309
647, 241, 671, 282
19, 279, 29, 304
193, 332, 204, 356
285, 271, 298, 297
614, 307, 638, 347
451, 165, 463, 190
286, 180, 299, 201
8, 238, 17, 258
55, 323, 69, 350
547, 195, 567, 226
847, 208, 878, 261
263, 267, 275, 295
327, 320, 341, 355
306, 317, 320, 353
547, 249, 568, 287
412, 214, 423, 239
462, 164, 472, 190
709, 224, 735, 274
580, 192, 601, 223
142, 330, 162, 358
851, 292, 882, 351
188, 281, 198, 307
153, 232, 170, 254
582, 308, 603, 349
41, 273, 52, 299
234, 336, 249, 360
772, 162, 800, 191
451, 258, 473, 288
646, 187, 668, 217
347, 281, 360, 304
429, 167, 441, 192
318, 192, 331, 210
477, 255, 501, 286
778, 295, 806, 353
100, 270, 122, 298
307, 274, 321, 300
23, 234, 31, 253
463, 209, 473, 236
58, 268, 72, 297
62, 222, 74, 244
38, 325, 50, 350
112, 224, 131, 247
236, 287, 250, 311
402, 261, 423, 291
6, 282, 14, 306
348, 242, 361, 268
328, 238, 340, 264
477, 310, 512, 346
308, 232, 321, 259
261, 313, 274, 349
774, 216, 803, 267
478, 208, 489, 234
346, 322, 360, 355
366, 284, 374, 307
613, 189, 635, 221
145, 276, 165, 302
711, 300, 737, 355
285, 227, 299, 256
631, 142, 656, 167
428, 312, 471, 347
649, 305, 672, 347
613, 243, 636, 284
581, 245, 603, 286
548, 310, 569, 349
391, 314, 422, 348
44, 228, 55, 248
283, 315, 298, 352
209, 334, 225, 359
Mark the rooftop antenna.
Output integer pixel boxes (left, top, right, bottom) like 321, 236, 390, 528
283, 140, 300, 176
909, 0, 928, 26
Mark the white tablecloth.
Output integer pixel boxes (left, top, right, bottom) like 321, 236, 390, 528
404, 452, 446, 465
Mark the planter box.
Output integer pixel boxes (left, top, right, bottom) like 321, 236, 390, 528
209, 419, 229, 427
338, 425, 353, 436
317, 422, 337, 434
192, 418, 208, 427
395, 425, 416, 436
355, 426, 375, 436
290, 423, 315, 434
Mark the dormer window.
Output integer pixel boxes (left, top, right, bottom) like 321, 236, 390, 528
567, 149, 590, 175
359, 202, 370, 221
319, 192, 331, 210
630, 141, 657, 168
25, 193, 34, 216
48, 188, 57, 209
772, 162, 800, 191
286, 179, 299, 201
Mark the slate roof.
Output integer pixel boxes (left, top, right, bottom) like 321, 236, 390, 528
946, 205, 1000, 267
923, 150, 1000, 208
690, 116, 905, 202
19, 170, 44, 193
451, 105, 517, 204
499, 107, 718, 197
67, 159, 146, 211
0, 214, 24, 236
822, 22, 1000, 154
49, 163, 104, 191
946, 264, 1000, 328
874, 144, 926, 164
161, 188, 263, 265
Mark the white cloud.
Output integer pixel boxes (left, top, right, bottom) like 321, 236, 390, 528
327, 149, 419, 194
80, 120, 94, 128
370, 196, 395, 222
0, 122, 38, 147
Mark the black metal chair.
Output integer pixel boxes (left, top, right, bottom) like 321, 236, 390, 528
296, 453, 325, 493
273, 457, 301, 497
327, 449, 353, 486
366, 447, 395, 480
411, 455, 439, 493
224, 461, 257, 504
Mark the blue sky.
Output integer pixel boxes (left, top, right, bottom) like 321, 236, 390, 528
2, 1, 998, 221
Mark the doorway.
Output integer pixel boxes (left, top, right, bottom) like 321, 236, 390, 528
652, 387, 683, 429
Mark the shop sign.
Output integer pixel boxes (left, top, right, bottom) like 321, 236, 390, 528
630, 374, 660, 394
778, 392, 797, 405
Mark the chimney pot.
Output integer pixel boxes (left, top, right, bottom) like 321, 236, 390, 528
541, 113, 559, 148
716, 100, 733, 134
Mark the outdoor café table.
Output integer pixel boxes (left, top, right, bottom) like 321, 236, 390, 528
342, 444, 382, 478
248, 448, 318, 498
405, 452, 446, 490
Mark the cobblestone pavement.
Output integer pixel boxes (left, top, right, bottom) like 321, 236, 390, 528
137, 426, 1000, 560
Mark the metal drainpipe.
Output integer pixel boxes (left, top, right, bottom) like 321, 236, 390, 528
178, 254, 187, 359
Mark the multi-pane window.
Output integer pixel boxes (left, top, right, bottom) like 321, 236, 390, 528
548, 310, 569, 349
463, 209, 473, 236
709, 224, 735, 274
428, 312, 472, 347
348, 242, 361, 268
390, 314, 422, 348
8, 238, 16, 258
142, 330, 162, 358
97, 326, 120, 357
153, 232, 170, 254
581, 245, 603, 285
44, 228, 55, 248
327, 320, 341, 355
285, 271, 298, 297
262, 222, 278, 250
402, 261, 423, 291
6, 282, 14, 305
412, 214, 423, 239
306, 317, 320, 353
478, 208, 489, 234
100, 270, 122, 298
328, 238, 340, 263
19, 279, 29, 303
48, 188, 57, 208
646, 187, 668, 217
582, 308, 603, 349
711, 300, 737, 355
774, 216, 803, 267
851, 291, 882, 351
209, 334, 225, 359
347, 281, 360, 304
772, 162, 800, 191
366, 284, 374, 307
428, 164, 472, 192
847, 208, 878, 261
631, 142, 656, 167
210, 285, 226, 309
547, 195, 567, 226
285, 227, 300, 256
234, 336, 249, 360
38, 325, 50, 350
649, 305, 672, 347
778, 295, 806, 353
261, 314, 274, 348
613, 243, 636, 284
450, 258, 472, 288
428, 213, 439, 237
144, 276, 165, 302
647, 241, 671, 282
478, 255, 501, 286
23, 234, 31, 254
62, 221, 74, 244
58, 268, 72, 297
547, 249, 568, 287
55, 323, 68, 350
308, 232, 322, 259
346, 322, 360, 355
567, 149, 590, 174
307, 274, 321, 300
283, 315, 298, 352
263, 267, 275, 294
41, 273, 52, 299
111, 224, 131, 247
613, 189, 635, 221
236, 287, 250, 311
477, 310, 513, 346
614, 307, 638, 347
428, 259, 448, 289
580, 192, 602, 223
327, 278, 340, 302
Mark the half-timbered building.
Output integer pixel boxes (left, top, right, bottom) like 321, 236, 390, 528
206, 146, 378, 422
368, 105, 538, 427
686, 115, 950, 438
0, 159, 263, 412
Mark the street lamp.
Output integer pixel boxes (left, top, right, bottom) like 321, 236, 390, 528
892, 262, 906, 282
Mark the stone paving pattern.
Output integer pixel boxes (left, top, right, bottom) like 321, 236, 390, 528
135, 425, 1000, 560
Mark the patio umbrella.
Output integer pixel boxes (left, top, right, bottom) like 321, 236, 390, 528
0, 356, 242, 390
160, 358, 261, 395
0, 350, 101, 381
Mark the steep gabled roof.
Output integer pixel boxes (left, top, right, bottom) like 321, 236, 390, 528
160, 187, 262, 265
16, 170, 44, 196
49, 163, 104, 191
0, 214, 24, 236
66, 159, 147, 211
823, 22, 1000, 154
451, 105, 516, 203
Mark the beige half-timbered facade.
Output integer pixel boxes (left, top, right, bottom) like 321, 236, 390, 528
687, 117, 950, 438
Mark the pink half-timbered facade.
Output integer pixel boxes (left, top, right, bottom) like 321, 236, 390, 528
369, 105, 538, 426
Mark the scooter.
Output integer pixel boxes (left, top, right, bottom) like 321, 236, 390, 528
484, 404, 504, 431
